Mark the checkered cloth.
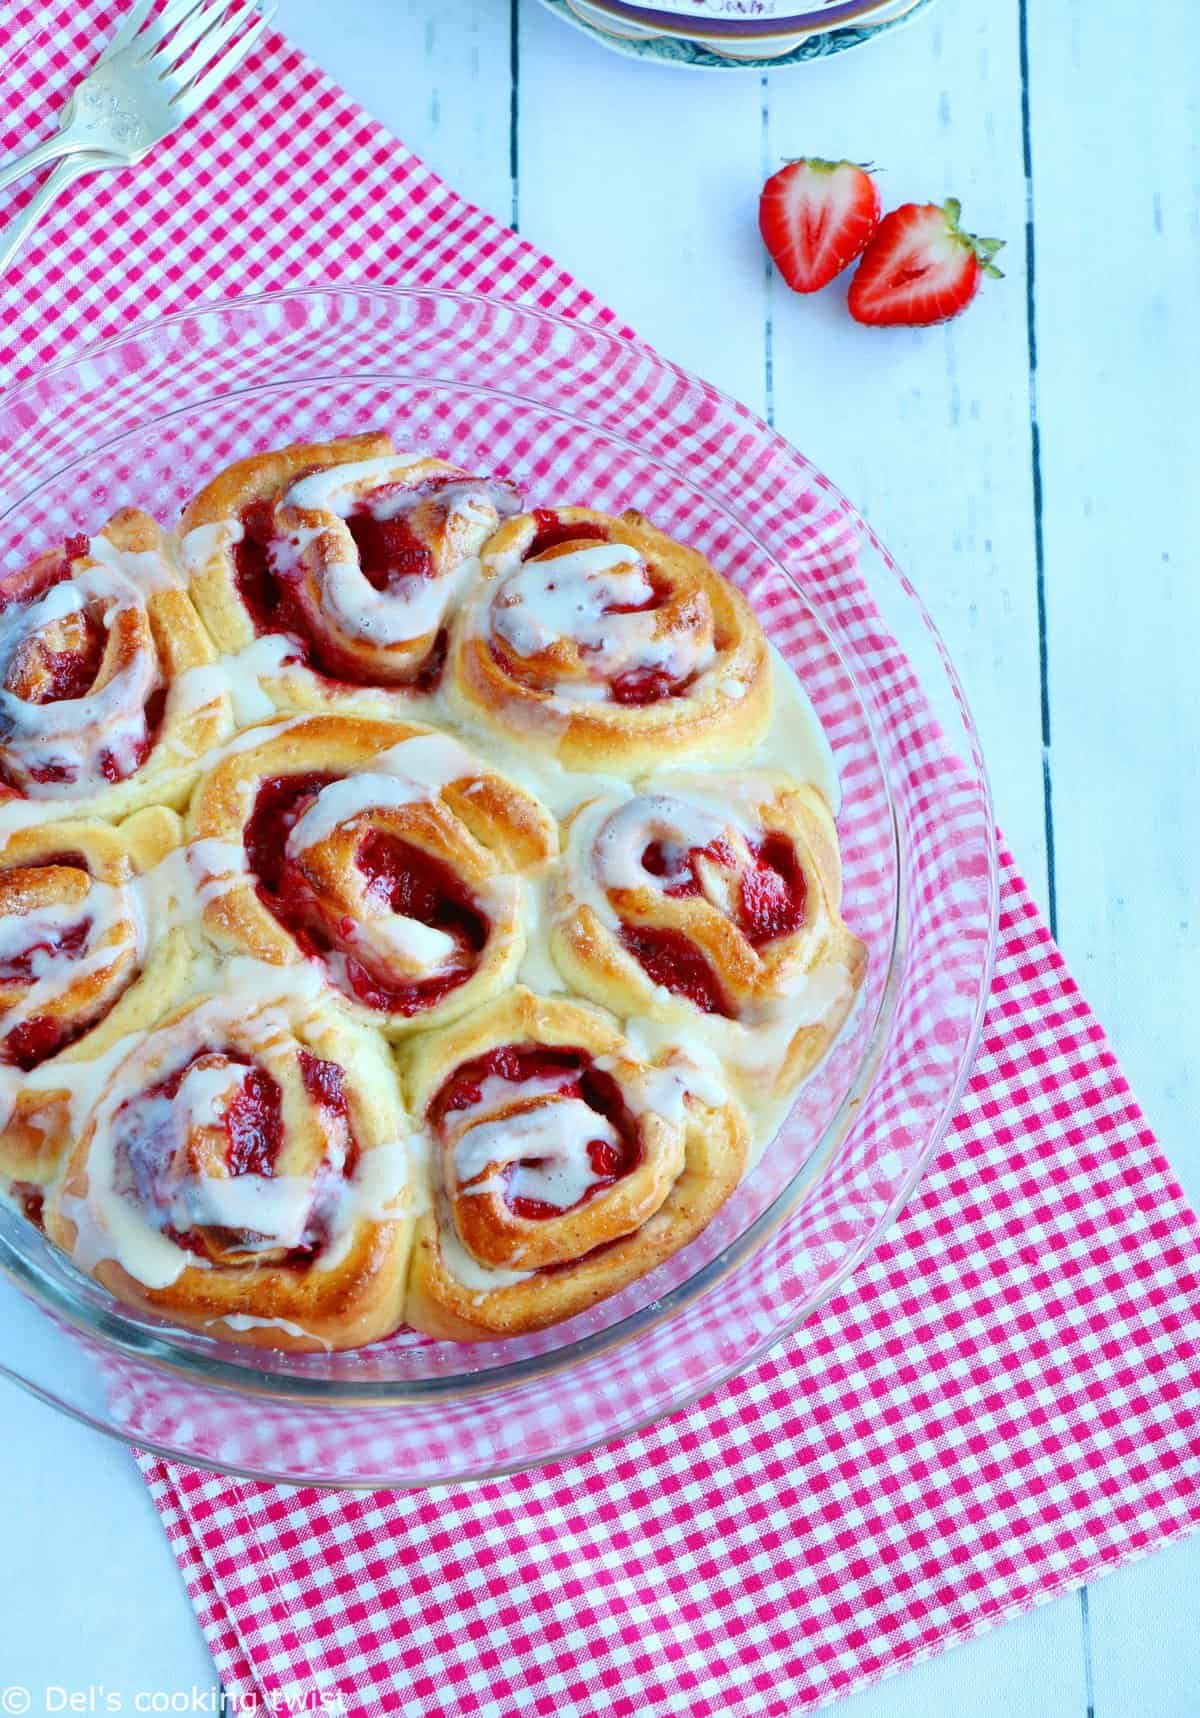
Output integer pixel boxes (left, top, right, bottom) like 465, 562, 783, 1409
5, 7, 1200, 1715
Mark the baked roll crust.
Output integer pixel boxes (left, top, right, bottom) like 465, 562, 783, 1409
402, 987, 749, 1340
0, 435, 866, 1356
0, 511, 230, 819
449, 506, 772, 775
550, 771, 866, 1096
179, 433, 521, 715
0, 807, 189, 1207
187, 714, 557, 1036
44, 981, 416, 1352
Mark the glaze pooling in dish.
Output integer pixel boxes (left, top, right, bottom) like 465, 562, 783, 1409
0, 432, 865, 1349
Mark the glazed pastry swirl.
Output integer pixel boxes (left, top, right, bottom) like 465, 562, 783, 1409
188, 715, 558, 1036
45, 984, 416, 1351
403, 988, 749, 1340
450, 506, 772, 774
0, 432, 864, 1353
0, 512, 228, 817
0, 809, 188, 1204
180, 433, 521, 710
551, 772, 866, 1094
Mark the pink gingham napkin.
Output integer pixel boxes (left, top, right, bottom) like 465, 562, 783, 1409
5, 7, 1200, 1715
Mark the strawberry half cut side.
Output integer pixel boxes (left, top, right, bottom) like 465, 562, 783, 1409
758, 158, 882, 295
847, 198, 1005, 327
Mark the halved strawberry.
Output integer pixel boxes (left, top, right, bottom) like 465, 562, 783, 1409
848, 199, 1004, 327
758, 159, 881, 294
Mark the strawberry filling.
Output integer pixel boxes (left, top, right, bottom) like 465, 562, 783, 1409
0, 547, 164, 791
244, 773, 490, 1017
640, 831, 806, 939
27, 613, 105, 704
115, 1045, 356, 1260
620, 924, 732, 1016
232, 476, 491, 691
525, 510, 610, 558
432, 1043, 641, 1221
503, 519, 693, 707
0, 914, 93, 1071
737, 832, 808, 946
620, 831, 807, 1011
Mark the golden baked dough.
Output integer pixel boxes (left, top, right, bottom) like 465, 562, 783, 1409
0, 806, 189, 1201
0, 437, 864, 1355
402, 987, 749, 1340
550, 771, 866, 1097
45, 982, 415, 1352
449, 506, 772, 775
187, 713, 557, 1037
179, 432, 520, 715
0, 511, 231, 820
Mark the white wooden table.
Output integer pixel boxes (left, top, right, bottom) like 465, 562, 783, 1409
4, 1, 1198, 1711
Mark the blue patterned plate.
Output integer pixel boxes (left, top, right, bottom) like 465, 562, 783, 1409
535, 0, 937, 70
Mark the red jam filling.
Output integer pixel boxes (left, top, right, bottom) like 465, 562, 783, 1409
298, 1046, 360, 1185
620, 923, 732, 1017
298, 1046, 348, 1115
232, 478, 487, 690
345, 510, 432, 584
526, 510, 610, 558
609, 667, 683, 706
738, 833, 807, 946
224, 1064, 284, 1179
244, 773, 490, 1017
638, 832, 807, 947
148, 1050, 284, 1179
116, 1046, 355, 1261
432, 1043, 642, 1221
0, 915, 97, 1070
345, 473, 477, 589
505, 518, 691, 706
243, 770, 338, 889
25, 612, 105, 704
0, 540, 163, 792
234, 500, 308, 639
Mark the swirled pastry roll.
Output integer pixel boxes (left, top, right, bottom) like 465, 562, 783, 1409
0, 511, 230, 818
179, 433, 521, 713
187, 715, 557, 1036
402, 987, 749, 1340
44, 981, 416, 1351
550, 771, 866, 1096
448, 506, 772, 774
0, 807, 189, 1214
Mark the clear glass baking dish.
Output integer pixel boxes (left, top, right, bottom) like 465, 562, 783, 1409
0, 288, 996, 1486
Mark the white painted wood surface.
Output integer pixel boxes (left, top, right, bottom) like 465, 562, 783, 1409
3, 1, 1198, 1712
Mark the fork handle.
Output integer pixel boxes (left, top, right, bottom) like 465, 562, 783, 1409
0, 130, 101, 196
0, 155, 102, 275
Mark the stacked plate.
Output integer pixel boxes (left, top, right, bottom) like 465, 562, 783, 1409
539, 0, 935, 68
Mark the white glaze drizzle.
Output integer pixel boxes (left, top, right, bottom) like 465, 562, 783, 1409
456, 1098, 615, 1211
272, 456, 519, 647
0, 483, 857, 1327
488, 543, 714, 691
0, 868, 143, 1045
0, 538, 175, 795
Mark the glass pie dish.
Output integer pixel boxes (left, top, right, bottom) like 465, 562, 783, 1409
0, 288, 997, 1487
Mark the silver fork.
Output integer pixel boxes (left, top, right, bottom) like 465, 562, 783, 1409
0, 0, 275, 272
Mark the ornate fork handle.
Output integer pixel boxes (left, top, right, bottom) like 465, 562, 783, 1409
0, 155, 111, 275
0, 64, 145, 196
0, 133, 123, 196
